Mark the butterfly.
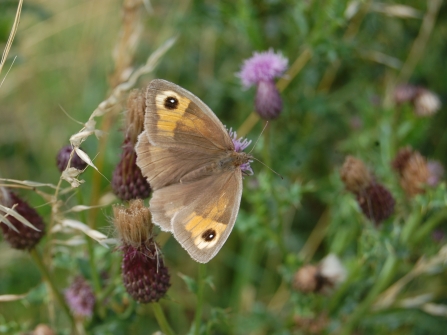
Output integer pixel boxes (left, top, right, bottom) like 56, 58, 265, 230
135, 79, 253, 263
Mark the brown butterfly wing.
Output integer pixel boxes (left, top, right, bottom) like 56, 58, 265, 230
150, 170, 242, 263
144, 79, 234, 152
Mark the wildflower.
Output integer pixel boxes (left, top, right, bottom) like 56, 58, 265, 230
392, 147, 430, 196
0, 188, 45, 250
237, 49, 288, 119
114, 200, 170, 303
56, 145, 88, 172
112, 89, 151, 201
427, 160, 444, 187
340, 156, 395, 224
64, 276, 95, 317
340, 156, 372, 193
356, 183, 395, 224
228, 128, 253, 175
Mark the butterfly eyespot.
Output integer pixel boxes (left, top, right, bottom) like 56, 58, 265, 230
164, 96, 179, 110
202, 228, 217, 242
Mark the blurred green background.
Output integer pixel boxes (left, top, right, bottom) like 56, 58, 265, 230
0, 0, 447, 334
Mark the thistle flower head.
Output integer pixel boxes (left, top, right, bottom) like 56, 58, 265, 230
228, 128, 253, 175
56, 145, 88, 172
0, 188, 45, 250
125, 88, 146, 145
237, 49, 288, 88
357, 183, 395, 224
112, 137, 152, 201
114, 200, 170, 303
340, 156, 372, 193
64, 276, 95, 317
392, 147, 430, 196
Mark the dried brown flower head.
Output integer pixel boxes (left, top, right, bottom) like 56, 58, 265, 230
125, 88, 146, 145
392, 147, 429, 196
414, 89, 441, 117
340, 156, 372, 193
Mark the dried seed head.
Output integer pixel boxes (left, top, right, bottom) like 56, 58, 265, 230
33, 324, 55, 335
121, 243, 170, 303
64, 276, 95, 317
340, 156, 372, 193
113, 199, 152, 247
0, 189, 45, 250
318, 254, 346, 286
393, 147, 430, 196
125, 89, 146, 144
294, 313, 329, 334
112, 138, 152, 201
56, 145, 88, 172
414, 89, 441, 117
357, 183, 395, 224
292, 265, 322, 293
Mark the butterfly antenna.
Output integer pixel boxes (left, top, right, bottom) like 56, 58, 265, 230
248, 121, 269, 155
251, 157, 283, 179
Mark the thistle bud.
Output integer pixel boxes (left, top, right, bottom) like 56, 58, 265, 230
114, 200, 170, 303
357, 183, 395, 224
56, 145, 88, 172
0, 188, 45, 250
64, 276, 95, 317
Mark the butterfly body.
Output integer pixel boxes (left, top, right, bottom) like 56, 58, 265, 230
135, 79, 253, 263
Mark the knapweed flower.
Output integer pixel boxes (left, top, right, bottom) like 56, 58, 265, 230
112, 89, 151, 201
394, 84, 441, 117
228, 128, 253, 175
114, 200, 170, 303
0, 187, 45, 250
392, 147, 430, 196
340, 156, 395, 224
237, 49, 288, 120
56, 145, 88, 172
64, 276, 95, 317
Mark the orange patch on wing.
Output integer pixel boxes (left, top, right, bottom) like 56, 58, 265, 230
155, 91, 191, 136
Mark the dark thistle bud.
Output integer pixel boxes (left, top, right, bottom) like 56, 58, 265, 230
357, 183, 395, 224
114, 200, 170, 303
64, 276, 95, 317
0, 188, 45, 250
56, 145, 88, 172
112, 89, 151, 201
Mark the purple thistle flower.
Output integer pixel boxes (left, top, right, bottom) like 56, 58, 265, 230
56, 145, 88, 172
237, 49, 288, 120
237, 49, 288, 88
228, 128, 253, 175
64, 276, 95, 317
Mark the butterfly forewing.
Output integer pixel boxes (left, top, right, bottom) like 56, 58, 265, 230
145, 79, 234, 152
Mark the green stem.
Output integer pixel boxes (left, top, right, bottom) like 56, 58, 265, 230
30, 248, 76, 330
76, 191, 105, 318
400, 209, 423, 245
194, 263, 206, 335
411, 208, 447, 245
339, 253, 398, 335
152, 302, 175, 335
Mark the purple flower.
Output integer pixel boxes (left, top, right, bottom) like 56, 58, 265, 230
228, 129, 253, 175
237, 49, 288, 88
237, 49, 288, 120
64, 276, 95, 317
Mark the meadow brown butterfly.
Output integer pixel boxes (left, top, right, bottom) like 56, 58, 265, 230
135, 79, 253, 263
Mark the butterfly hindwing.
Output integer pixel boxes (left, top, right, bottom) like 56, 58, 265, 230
170, 171, 242, 263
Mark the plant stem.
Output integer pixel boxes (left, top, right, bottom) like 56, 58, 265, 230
152, 302, 175, 335
194, 263, 206, 335
339, 253, 398, 335
411, 208, 447, 245
30, 248, 76, 331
